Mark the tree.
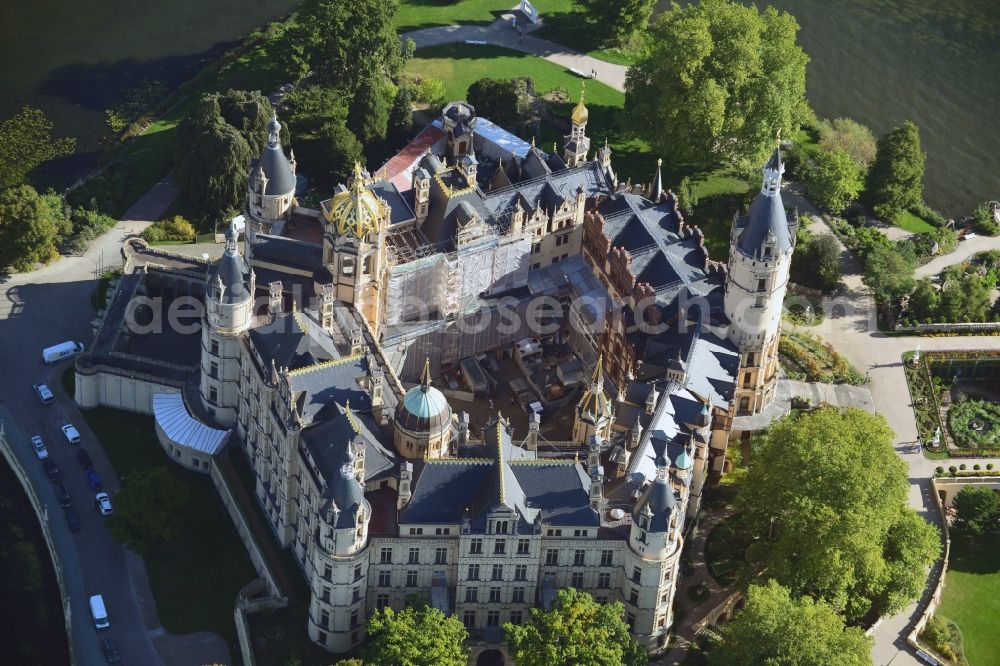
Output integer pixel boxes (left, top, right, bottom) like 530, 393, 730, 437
172, 94, 254, 222
362, 603, 468, 666
467, 78, 519, 127
295, 0, 404, 92
582, 0, 656, 47
972, 202, 1000, 236
217, 89, 279, 156
710, 580, 872, 666
867, 121, 925, 221
792, 232, 842, 292
504, 588, 646, 666
952, 485, 1000, 536
805, 148, 865, 211
817, 118, 877, 170
625, 0, 809, 172
907, 279, 940, 321
348, 80, 390, 146
388, 85, 415, 141
737, 408, 939, 621
106, 467, 190, 555
862, 244, 915, 307
940, 273, 992, 322
0, 185, 71, 272
317, 122, 365, 187
0, 106, 77, 188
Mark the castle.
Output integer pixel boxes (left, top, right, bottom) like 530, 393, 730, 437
74, 93, 795, 658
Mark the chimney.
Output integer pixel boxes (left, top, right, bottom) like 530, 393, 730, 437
268, 281, 283, 319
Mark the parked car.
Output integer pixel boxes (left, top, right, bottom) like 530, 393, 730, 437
86, 469, 103, 491
64, 507, 81, 532
94, 492, 113, 516
101, 638, 121, 664
31, 435, 48, 460
89, 594, 109, 629
54, 482, 72, 508
33, 383, 54, 404
61, 423, 81, 445
42, 459, 62, 483
76, 448, 94, 469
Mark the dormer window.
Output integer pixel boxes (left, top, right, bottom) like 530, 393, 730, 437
341, 256, 355, 276
763, 245, 772, 258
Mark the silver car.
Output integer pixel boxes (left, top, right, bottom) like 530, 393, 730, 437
31, 435, 48, 460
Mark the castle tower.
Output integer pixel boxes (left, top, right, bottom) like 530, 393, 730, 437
200, 221, 255, 426
573, 355, 614, 444
563, 82, 591, 167
393, 359, 453, 459
247, 113, 297, 234
723, 148, 795, 415
321, 163, 390, 339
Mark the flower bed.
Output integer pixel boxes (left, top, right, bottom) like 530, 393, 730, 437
779, 332, 865, 385
903, 352, 945, 446
948, 399, 1000, 448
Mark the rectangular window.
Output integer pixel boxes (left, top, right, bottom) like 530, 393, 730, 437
409, 527, 423, 535
209, 387, 218, 404
487, 610, 500, 627
320, 610, 330, 628
467, 564, 480, 581
571, 572, 584, 587
489, 587, 501, 603
380, 547, 392, 564
408, 548, 420, 564
378, 570, 391, 587
463, 611, 476, 628
210, 340, 219, 355
376, 593, 389, 610
406, 571, 418, 587
350, 611, 359, 628
632, 567, 642, 584
757, 279, 766, 292
470, 538, 483, 555
494, 540, 506, 555
545, 549, 558, 566
512, 587, 525, 603
573, 550, 585, 566
352, 587, 360, 603
510, 610, 523, 625
598, 572, 611, 589
317, 630, 327, 646
465, 587, 478, 602
435, 527, 451, 535
574, 529, 588, 537
491, 564, 503, 581
600, 550, 613, 567
210, 361, 218, 379
746, 352, 756, 367
353, 564, 363, 581
323, 564, 332, 580
629, 588, 639, 606
517, 538, 530, 555
514, 564, 527, 581
531, 242, 541, 255
743, 372, 752, 388
627, 613, 636, 630
435, 547, 448, 565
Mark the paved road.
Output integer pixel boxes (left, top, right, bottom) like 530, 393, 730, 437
914, 232, 1000, 278
402, 13, 629, 92
785, 188, 1000, 665
0, 219, 229, 665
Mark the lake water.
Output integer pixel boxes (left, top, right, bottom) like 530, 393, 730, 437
662, 0, 1000, 216
2, 0, 997, 214
0, 0, 298, 165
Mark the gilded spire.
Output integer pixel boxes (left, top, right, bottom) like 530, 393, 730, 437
591, 354, 604, 391
571, 80, 589, 125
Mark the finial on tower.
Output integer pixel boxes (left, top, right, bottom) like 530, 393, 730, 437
420, 357, 432, 391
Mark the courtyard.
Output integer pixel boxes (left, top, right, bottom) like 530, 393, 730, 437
936, 531, 1000, 666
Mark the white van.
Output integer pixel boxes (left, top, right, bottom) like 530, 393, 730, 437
89, 594, 109, 629
42, 341, 84, 364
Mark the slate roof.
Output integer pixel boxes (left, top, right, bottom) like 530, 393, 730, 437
252, 234, 322, 271
248, 310, 339, 372
253, 116, 296, 196
287, 353, 371, 425
735, 149, 792, 257
303, 406, 396, 489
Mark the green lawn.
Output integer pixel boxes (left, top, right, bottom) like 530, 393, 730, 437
395, 0, 511, 32
937, 530, 1000, 666
896, 210, 937, 234
117, 33, 288, 216
62, 372, 255, 652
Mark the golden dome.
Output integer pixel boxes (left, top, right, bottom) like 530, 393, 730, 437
325, 162, 388, 238
571, 82, 588, 125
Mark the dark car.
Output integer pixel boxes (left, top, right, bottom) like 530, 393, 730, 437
86, 469, 103, 491
54, 482, 72, 508
42, 459, 62, 483
64, 507, 81, 532
76, 448, 93, 470
101, 638, 121, 664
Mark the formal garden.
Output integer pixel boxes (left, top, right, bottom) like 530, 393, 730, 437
903, 350, 1000, 459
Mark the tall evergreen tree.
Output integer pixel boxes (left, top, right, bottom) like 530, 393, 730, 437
348, 80, 390, 146
216, 89, 279, 155
867, 120, 925, 221
583, 0, 656, 47
388, 85, 415, 141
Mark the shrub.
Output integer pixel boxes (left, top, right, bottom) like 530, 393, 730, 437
411, 76, 446, 107
988, 463, 995, 471
972, 202, 1000, 236
935, 466, 944, 476
959, 463, 967, 470
949, 466, 958, 475
974, 464, 981, 471
142, 216, 196, 243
